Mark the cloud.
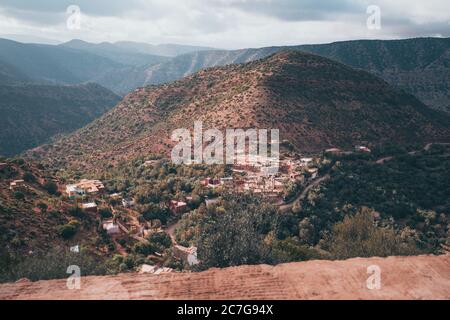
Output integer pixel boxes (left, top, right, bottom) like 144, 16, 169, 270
0, 0, 448, 48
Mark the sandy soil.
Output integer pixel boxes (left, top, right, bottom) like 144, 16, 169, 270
0, 254, 448, 300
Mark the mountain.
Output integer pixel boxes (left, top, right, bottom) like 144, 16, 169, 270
0, 38, 124, 86
1, 254, 448, 299
0, 34, 61, 45
139, 38, 450, 112
113, 41, 217, 57
29, 51, 450, 172
60, 39, 169, 66
0, 61, 30, 85
0, 83, 120, 156
0, 39, 212, 95
3, 37, 450, 109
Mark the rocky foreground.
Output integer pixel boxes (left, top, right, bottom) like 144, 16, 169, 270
0, 255, 449, 300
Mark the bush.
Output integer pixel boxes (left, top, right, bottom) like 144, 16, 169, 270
37, 202, 48, 212
13, 191, 25, 200
42, 181, 58, 195
98, 208, 113, 219
329, 207, 420, 259
132, 242, 155, 256
147, 232, 172, 251
67, 206, 85, 218
22, 172, 36, 183
58, 220, 80, 239
0, 247, 110, 283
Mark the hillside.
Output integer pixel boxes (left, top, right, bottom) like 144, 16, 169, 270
0, 83, 120, 156
0, 159, 106, 260
2, 37, 450, 108
142, 37, 450, 111
0, 254, 448, 299
29, 51, 450, 173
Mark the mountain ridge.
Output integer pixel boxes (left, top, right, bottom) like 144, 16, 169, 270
28, 50, 450, 172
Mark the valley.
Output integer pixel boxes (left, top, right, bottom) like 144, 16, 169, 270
0, 36, 449, 300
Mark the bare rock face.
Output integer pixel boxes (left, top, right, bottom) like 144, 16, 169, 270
0, 254, 449, 300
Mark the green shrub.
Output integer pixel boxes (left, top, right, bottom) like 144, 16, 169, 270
13, 191, 25, 200
43, 181, 58, 195
58, 220, 80, 239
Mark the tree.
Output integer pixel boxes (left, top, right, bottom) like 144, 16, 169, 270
22, 172, 36, 183
37, 202, 48, 213
98, 208, 112, 219
67, 206, 85, 218
58, 220, 80, 239
197, 194, 276, 268
43, 181, 58, 195
329, 207, 419, 259
13, 191, 25, 200
147, 232, 172, 252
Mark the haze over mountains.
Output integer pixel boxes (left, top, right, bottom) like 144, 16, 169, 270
30, 51, 450, 173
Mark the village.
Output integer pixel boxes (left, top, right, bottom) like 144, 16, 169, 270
41, 145, 371, 274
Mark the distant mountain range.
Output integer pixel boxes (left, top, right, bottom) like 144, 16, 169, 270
1, 37, 449, 111
0, 83, 120, 156
29, 51, 450, 173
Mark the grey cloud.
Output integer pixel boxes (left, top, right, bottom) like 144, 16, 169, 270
0, 0, 143, 16
214, 0, 365, 21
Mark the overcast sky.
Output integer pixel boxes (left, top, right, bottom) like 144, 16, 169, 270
0, 0, 449, 48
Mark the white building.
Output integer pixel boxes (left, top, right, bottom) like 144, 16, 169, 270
102, 220, 120, 235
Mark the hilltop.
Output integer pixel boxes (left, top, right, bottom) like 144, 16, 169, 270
0, 254, 448, 299
29, 50, 450, 173
142, 37, 450, 112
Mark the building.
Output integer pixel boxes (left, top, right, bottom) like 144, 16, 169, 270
143, 160, 160, 167
325, 148, 342, 155
205, 198, 219, 208
66, 185, 84, 197
300, 158, 314, 166
102, 220, 120, 235
122, 198, 135, 208
81, 202, 98, 213
173, 245, 199, 266
9, 180, 25, 190
169, 200, 188, 215
356, 146, 371, 153
201, 177, 221, 188
306, 168, 319, 179
65, 179, 104, 197
289, 172, 302, 181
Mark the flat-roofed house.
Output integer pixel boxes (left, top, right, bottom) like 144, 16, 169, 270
9, 180, 25, 190
65, 179, 104, 197
81, 202, 98, 213
169, 200, 188, 215
102, 220, 120, 235
325, 148, 342, 155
